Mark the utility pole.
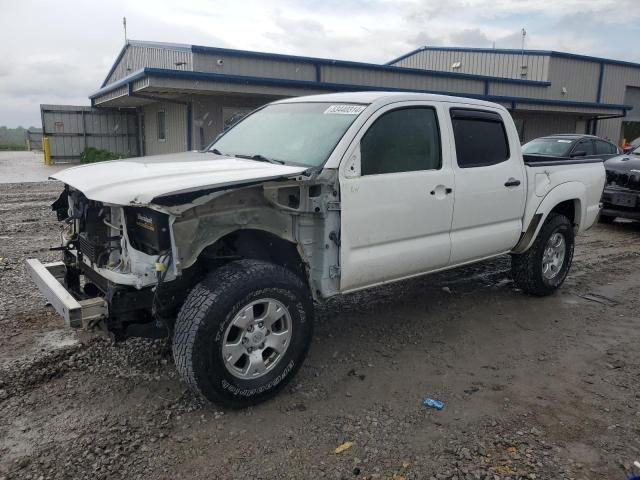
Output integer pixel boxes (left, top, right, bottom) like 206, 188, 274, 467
520, 28, 527, 77
123, 16, 127, 42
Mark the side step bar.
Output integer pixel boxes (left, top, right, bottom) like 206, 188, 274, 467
25, 259, 108, 328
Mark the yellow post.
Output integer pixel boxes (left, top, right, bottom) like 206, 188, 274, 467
43, 137, 51, 165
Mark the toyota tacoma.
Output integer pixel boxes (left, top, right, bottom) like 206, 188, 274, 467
27, 92, 606, 407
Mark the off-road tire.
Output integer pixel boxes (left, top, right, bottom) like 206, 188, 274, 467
172, 259, 314, 407
511, 213, 574, 296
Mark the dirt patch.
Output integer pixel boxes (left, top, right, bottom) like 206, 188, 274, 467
1, 182, 640, 479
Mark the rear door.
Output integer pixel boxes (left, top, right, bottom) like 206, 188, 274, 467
570, 138, 596, 158
447, 106, 526, 264
339, 102, 454, 292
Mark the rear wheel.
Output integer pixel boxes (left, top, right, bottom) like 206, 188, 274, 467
172, 259, 314, 407
511, 213, 574, 296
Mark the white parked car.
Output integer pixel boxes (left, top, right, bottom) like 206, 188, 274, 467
27, 92, 606, 407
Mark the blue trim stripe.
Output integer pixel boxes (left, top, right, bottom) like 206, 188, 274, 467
90, 67, 632, 112
387, 46, 640, 70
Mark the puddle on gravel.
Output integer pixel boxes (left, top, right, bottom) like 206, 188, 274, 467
36, 329, 78, 350
1, 329, 79, 368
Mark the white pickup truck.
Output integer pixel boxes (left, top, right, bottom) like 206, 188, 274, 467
27, 92, 605, 407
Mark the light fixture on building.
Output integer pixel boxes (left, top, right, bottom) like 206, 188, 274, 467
451, 61, 462, 69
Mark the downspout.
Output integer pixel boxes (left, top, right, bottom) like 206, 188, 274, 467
586, 112, 626, 137
593, 62, 605, 135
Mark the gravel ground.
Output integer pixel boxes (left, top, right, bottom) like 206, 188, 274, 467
1, 180, 640, 480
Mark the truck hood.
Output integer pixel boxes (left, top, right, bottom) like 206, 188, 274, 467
51, 151, 308, 205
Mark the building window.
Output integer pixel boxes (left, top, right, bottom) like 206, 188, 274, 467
450, 109, 510, 168
360, 107, 441, 176
157, 110, 166, 141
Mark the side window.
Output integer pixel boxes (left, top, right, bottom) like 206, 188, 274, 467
360, 107, 441, 175
157, 111, 166, 141
450, 109, 510, 168
595, 140, 615, 155
575, 139, 595, 156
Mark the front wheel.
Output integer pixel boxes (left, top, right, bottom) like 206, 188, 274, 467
511, 213, 575, 296
172, 259, 314, 407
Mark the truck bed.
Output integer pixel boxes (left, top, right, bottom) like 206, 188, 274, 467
523, 154, 605, 167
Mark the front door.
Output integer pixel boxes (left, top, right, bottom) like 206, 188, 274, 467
339, 103, 455, 292
447, 106, 526, 264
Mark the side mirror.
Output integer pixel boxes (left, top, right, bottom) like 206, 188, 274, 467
570, 150, 587, 158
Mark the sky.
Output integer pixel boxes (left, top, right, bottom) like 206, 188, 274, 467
1, 0, 638, 127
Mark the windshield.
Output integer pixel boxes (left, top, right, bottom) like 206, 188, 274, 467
209, 102, 366, 167
632, 145, 640, 155
522, 138, 574, 156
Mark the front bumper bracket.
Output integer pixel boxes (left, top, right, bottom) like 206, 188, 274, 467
25, 259, 108, 328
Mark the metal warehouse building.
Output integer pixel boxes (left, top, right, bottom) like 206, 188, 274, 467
48, 40, 639, 159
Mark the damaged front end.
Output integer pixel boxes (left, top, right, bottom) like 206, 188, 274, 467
27, 186, 192, 339
26, 169, 341, 340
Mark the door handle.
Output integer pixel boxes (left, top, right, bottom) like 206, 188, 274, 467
430, 187, 453, 195
504, 178, 521, 187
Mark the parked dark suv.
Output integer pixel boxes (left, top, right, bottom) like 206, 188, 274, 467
600, 144, 640, 223
522, 134, 621, 160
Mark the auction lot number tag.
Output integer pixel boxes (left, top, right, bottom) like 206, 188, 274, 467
324, 105, 366, 115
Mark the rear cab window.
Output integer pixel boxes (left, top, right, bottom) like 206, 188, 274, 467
450, 109, 510, 168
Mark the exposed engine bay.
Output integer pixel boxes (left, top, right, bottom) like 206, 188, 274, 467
50, 186, 196, 339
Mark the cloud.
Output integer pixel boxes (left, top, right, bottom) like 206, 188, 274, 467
0, 0, 638, 126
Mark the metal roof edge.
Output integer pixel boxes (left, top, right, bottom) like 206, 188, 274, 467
385, 46, 426, 65
101, 42, 131, 88
389, 46, 640, 70
91, 69, 147, 98
191, 44, 549, 85
90, 67, 632, 112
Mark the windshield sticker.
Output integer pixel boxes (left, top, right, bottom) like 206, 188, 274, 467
556, 140, 572, 143
324, 105, 366, 115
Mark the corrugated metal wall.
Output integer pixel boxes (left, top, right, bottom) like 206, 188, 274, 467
26, 130, 43, 151
490, 56, 600, 102
191, 94, 274, 150
600, 64, 640, 105
511, 111, 584, 142
41, 105, 138, 162
193, 53, 316, 81
392, 50, 550, 82
596, 64, 640, 141
320, 65, 484, 94
142, 102, 187, 156
105, 45, 192, 85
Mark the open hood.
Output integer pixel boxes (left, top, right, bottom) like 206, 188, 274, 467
51, 151, 308, 205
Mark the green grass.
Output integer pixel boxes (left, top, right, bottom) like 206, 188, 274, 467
0, 143, 27, 151
80, 147, 123, 163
